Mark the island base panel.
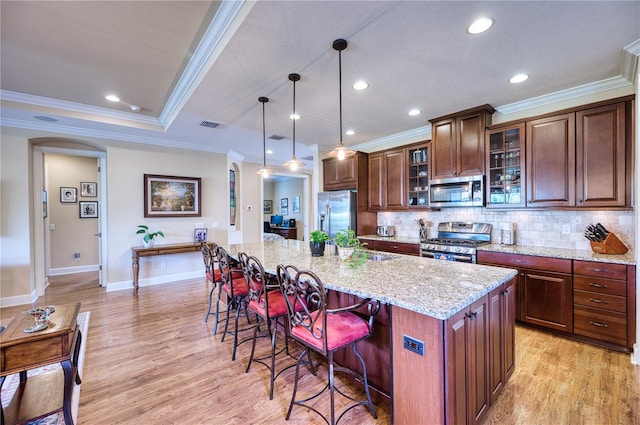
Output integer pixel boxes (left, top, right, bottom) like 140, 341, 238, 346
392, 306, 445, 424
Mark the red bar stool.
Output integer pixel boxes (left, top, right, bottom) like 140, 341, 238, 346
202, 242, 243, 335
218, 247, 253, 360
281, 268, 379, 425
242, 259, 309, 399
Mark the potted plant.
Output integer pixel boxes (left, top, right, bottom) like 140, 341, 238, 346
334, 229, 366, 260
137, 225, 165, 248
309, 230, 330, 257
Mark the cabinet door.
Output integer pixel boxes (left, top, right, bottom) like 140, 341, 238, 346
432, 118, 457, 180
323, 158, 341, 188
526, 113, 576, 207
488, 286, 504, 402
521, 269, 573, 332
338, 155, 357, 184
466, 296, 490, 425
458, 112, 487, 177
445, 308, 468, 425
502, 278, 516, 382
576, 102, 626, 207
368, 153, 384, 210
384, 149, 406, 209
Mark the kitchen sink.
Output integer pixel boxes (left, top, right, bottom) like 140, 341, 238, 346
364, 251, 396, 261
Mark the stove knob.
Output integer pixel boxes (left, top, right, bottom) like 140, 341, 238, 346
453, 246, 460, 253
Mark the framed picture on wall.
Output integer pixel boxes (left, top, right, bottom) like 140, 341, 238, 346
144, 174, 201, 217
263, 200, 272, 214
292, 195, 300, 214
79, 201, 98, 218
60, 187, 77, 203
281, 198, 288, 215
81, 182, 97, 197
194, 228, 208, 243
42, 190, 47, 218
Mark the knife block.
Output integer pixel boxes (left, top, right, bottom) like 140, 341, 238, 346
590, 232, 628, 255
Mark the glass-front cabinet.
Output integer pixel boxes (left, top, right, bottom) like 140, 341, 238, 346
486, 124, 525, 208
407, 143, 430, 208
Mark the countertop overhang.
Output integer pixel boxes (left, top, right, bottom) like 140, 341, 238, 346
225, 240, 517, 320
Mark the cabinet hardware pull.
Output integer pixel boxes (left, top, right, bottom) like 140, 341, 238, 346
591, 268, 608, 273
513, 259, 525, 263
588, 298, 607, 304
589, 283, 608, 288
588, 321, 608, 328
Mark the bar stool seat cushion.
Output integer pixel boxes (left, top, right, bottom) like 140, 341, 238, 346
249, 291, 303, 318
222, 279, 250, 297
291, 311, 369, 351
210, 268, 243, 282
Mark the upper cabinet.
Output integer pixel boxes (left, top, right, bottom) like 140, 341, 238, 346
407, 142, 430, 208
368, 148, 406, 210
486, 124, 525, 208
525, 100, 629, 208
323, 154, 360, 191
430, 105, 494, 180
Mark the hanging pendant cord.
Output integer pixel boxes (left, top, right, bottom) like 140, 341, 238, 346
338, 48, 343, 144
262, 100, 267, 166
292, 79, 296, 157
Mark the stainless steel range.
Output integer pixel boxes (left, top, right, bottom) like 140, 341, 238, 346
420, 222, 492, 263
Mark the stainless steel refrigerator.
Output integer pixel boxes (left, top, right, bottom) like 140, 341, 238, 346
317, 190, 357, 240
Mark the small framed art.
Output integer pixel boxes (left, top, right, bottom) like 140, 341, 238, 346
292, 195, 300, 214
60, 187, 77, 203
79, 201, 98, 218
263, 200, 272, 214
281, 198, 288, 215
194, 228, 208, 243
81, 182, 97, 197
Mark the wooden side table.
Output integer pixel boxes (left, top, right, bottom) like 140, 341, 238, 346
1, 302, 82, 425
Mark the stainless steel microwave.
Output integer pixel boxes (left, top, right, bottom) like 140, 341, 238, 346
429, 175, 484, 208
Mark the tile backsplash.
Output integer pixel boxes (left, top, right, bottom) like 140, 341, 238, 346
377, 209, 635, 253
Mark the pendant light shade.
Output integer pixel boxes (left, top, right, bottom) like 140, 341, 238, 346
282, 73, 306, 171
256, 96, 273, 178
327, 38, 356, 160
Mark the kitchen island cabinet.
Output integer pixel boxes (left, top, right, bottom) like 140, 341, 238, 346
225, 240, 517, 425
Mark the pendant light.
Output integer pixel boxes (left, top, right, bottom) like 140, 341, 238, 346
282, 73, 305, 170
256, 96, 273, 178
327, 38, 356, 160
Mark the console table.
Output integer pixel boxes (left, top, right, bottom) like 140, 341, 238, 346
131, 242, 213, 290
270, 226, 297, 240
1, 302, 82, 425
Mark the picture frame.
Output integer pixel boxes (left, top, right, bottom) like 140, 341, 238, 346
281, 198, 288, 215
263, 199, 272, 214
81, 181, 97, 197
79, 201, 98, 218
42, 190, 47, 218
194, 228, 208, 243
60, 187, 77, 203
292, 195, 300, 214
144, 174, 201, 218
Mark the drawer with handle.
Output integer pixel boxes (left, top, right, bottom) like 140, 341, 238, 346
573, 275, 626, 297
573, 289, 626, 313
573, 305, 627, 346
574, 260, 626, 280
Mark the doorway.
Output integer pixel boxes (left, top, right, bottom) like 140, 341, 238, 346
262, 173, 309, 241
33, 144, 107, 294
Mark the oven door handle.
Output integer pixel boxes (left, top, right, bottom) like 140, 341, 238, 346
421, 251, 473, 262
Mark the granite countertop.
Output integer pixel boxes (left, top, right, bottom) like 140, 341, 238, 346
478, 244, 636, 265
225, 240, 516, 320
358, 235, 422, 245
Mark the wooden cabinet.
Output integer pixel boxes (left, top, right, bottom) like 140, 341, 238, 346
477, 251, 573, 333
576, 102, 627, 207
445, 295, 490, 425
486, 124, 525, 208
525, 99, 629, 208
407, 142, 430, 208
368, 148, 406, 210
322, 154, 358, 190
359, 239, 420, 256
488, 278, 516, 404
270, 226, 297, 240
573, 261, 635, 350
430, 105, 494, 180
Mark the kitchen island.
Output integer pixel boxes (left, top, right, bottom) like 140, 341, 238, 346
225, 240, 517, 425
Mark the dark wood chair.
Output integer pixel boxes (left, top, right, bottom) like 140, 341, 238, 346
281, 268, 379, 425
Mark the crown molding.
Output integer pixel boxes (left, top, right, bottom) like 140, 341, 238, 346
621, 38, 640, 82
160, 0, 255, 128
495, 75, 633, 115
351, 125, 432, 153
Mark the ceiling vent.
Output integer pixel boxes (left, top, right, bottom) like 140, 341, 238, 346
268, 134, 286, 140
200, 120, 220, 128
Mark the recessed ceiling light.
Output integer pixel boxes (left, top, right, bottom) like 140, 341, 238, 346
345, 129, 355, 136
352, 81, 369, 90
467, 17, 494, 34
509, 73, 529, 84
408, 109, 422, 116
289, 113, 300, 120
266, 149, 273, 155
105, 94, 120, 102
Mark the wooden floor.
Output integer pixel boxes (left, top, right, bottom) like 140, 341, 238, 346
1, 272, 638, 424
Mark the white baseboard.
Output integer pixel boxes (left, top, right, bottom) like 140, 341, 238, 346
0, 290, 38, 308
49, 264, 100, 276
106, 270, 205, 292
